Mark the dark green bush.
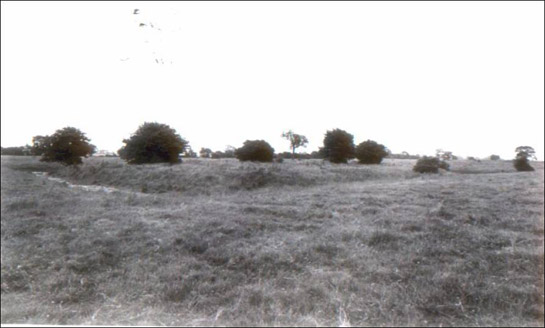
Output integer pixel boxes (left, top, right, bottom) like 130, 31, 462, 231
235, 140, 275, 162
513, 146, 535, 172
118, 122, 187, 164
355, 140, 389, 164
413, 156, 450, 173
38, 127, 96, 165
321, 129, 355, 164
514, 157, 534, 171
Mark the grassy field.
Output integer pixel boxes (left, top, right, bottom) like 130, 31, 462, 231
1, 155, 543, 326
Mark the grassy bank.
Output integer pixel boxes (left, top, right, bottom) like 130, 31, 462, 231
2, 156, 525, 195
1, 156, 543, 326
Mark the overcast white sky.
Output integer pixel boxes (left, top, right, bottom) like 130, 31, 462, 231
2, 1, 544, 160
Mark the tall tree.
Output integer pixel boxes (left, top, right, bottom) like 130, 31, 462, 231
515, 146, 536, 160
282, 130, 309, 158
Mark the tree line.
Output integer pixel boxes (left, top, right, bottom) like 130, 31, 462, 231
1, 123, 537, 172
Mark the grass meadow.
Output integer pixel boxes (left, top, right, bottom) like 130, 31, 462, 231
1, 155, 543, 326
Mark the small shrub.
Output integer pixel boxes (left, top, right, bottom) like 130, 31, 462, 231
235, 140, 275, 162
355, 140, 389, 164
413, 156, 450, 173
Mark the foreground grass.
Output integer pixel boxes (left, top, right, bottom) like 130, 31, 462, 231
1, 156, 543, 326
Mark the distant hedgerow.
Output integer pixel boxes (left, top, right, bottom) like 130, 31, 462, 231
1, 146, 31, 156
413, 156, 450, 173
235, 140, 275, 162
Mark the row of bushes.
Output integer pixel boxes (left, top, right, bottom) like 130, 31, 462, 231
25, 124, 390, 166
13, 123, 537, 172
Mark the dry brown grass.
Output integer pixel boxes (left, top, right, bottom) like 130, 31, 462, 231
1, 156, 543, 326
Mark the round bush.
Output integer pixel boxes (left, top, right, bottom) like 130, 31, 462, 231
321, 129, 355, 164
355, 140, 389, 164
38, 127, 96, 165
235, 140, 275, 162
513, 157, 534, 172
413, 156, 450, 173
118, 122, 188, 164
